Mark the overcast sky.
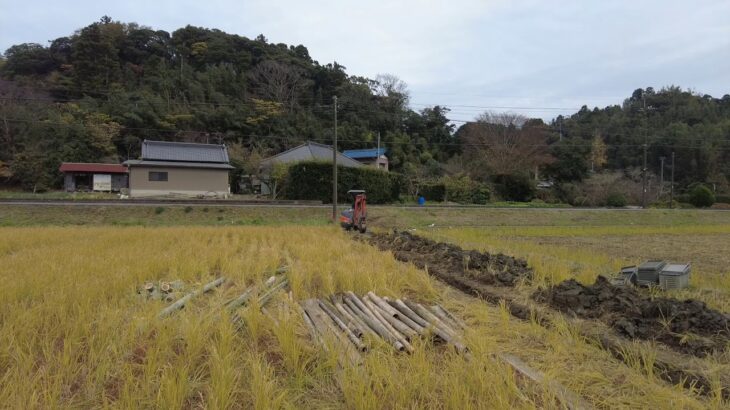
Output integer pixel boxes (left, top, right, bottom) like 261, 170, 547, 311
1, 0, 728, 121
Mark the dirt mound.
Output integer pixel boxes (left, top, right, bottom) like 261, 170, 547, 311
534, 276, 730, 357
366, 230, 533, 287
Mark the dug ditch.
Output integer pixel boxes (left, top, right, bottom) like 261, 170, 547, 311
363, 230, 730, 398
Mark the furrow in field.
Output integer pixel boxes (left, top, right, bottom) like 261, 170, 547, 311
362, 230, 730, 399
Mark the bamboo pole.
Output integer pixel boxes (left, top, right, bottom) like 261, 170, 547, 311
363, 296, 414, 352
318, 300, 367, 352
369, 293, 424, 333
329, 297, 366, 338
333, 298, 373, 338
158, 277, 226, 318
257, 278, 288, 307
366, 297, 418, 340
343, 294, 405, 352
300, 305, 328, 352
227, 264, 288, 310
226, 284, 256, 311
404, 300, 468, 354
434, 304, 466, 330
344, 292, 372, 317
389, 300, 447, 341
498, 353, 593, 410
405, 300, 458, 336
430, 305, 461, 332
350, 294, 400, 341
302, 300, 361, 365
390, 299, 430, 328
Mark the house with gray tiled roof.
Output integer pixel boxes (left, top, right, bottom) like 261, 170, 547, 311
123, 140, 233, 198
257, 141, 362, 195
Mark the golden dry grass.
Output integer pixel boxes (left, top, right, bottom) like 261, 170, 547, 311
0, 226, 724, 408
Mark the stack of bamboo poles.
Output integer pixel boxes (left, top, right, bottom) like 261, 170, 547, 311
157, 265, 290, 321
300, 291, 468, 364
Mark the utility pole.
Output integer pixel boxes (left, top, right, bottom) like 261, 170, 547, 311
641, 92, 648, 209
659, 156, 665, 198
559, 117, 563, 142
376, 131, 381, 168
332, 96, 338, 222
670, 151, 675, 209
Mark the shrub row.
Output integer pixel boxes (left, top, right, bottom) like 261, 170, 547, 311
417, 175, 490, 204
282, 161, 403, 204
676, 187, 724, 207
418, 183, 446, 202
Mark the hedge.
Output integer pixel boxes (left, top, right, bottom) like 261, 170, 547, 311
417, 176, 490, 204
418, 183, 446, 202
282, 161, 403, 204
676, 192, 729, 205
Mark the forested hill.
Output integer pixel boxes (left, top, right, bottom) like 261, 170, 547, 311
0, 17, 455, 189
551, 88, 730, 188
0, 16, 729, 195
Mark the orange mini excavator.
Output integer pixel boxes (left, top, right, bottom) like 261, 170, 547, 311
340, 190, 367, 233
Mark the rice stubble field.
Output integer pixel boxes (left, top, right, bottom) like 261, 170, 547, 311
1, 206, 729, 408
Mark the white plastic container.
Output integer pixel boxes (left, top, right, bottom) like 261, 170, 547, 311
659, 264, 691, 290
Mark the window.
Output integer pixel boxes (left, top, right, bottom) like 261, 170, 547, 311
148, 171, 168, 182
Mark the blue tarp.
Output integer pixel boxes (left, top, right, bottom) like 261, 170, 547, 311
343, 148, 387, 159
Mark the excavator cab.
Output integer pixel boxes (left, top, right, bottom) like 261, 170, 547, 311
340, 190, 367, 233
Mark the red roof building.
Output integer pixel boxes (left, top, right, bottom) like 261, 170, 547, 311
59, 163, 128, 174
59, 162, 128, 192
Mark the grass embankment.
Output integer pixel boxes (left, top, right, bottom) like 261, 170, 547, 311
0, 205, 331, 227
0, 226, 719, 408
3, 204, 730, 228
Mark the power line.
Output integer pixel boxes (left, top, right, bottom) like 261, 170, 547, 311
3, 117, 730, 151
409, 102, 579, 111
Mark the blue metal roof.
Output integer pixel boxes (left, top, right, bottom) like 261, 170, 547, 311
343, 148, 387, 159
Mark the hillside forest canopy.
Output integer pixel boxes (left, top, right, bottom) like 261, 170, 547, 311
1, 17, 729, 201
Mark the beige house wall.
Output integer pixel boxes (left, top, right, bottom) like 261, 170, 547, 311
128, 166, 230, 197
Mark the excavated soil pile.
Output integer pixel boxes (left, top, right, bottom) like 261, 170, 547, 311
534, 276, 730, 357
367, 231, 533, 287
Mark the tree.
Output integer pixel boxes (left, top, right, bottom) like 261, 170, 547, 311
688, 185, 715, 207
545, 138, 590, 182
72, 23, 121, 89
1, 43, 55, 77
373, 73, 409, 105
458, 112, 553, 180
249, 60, 305, 112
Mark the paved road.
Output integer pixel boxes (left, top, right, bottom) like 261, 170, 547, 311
0, 199, 329, 208
2, 199, 728, 211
